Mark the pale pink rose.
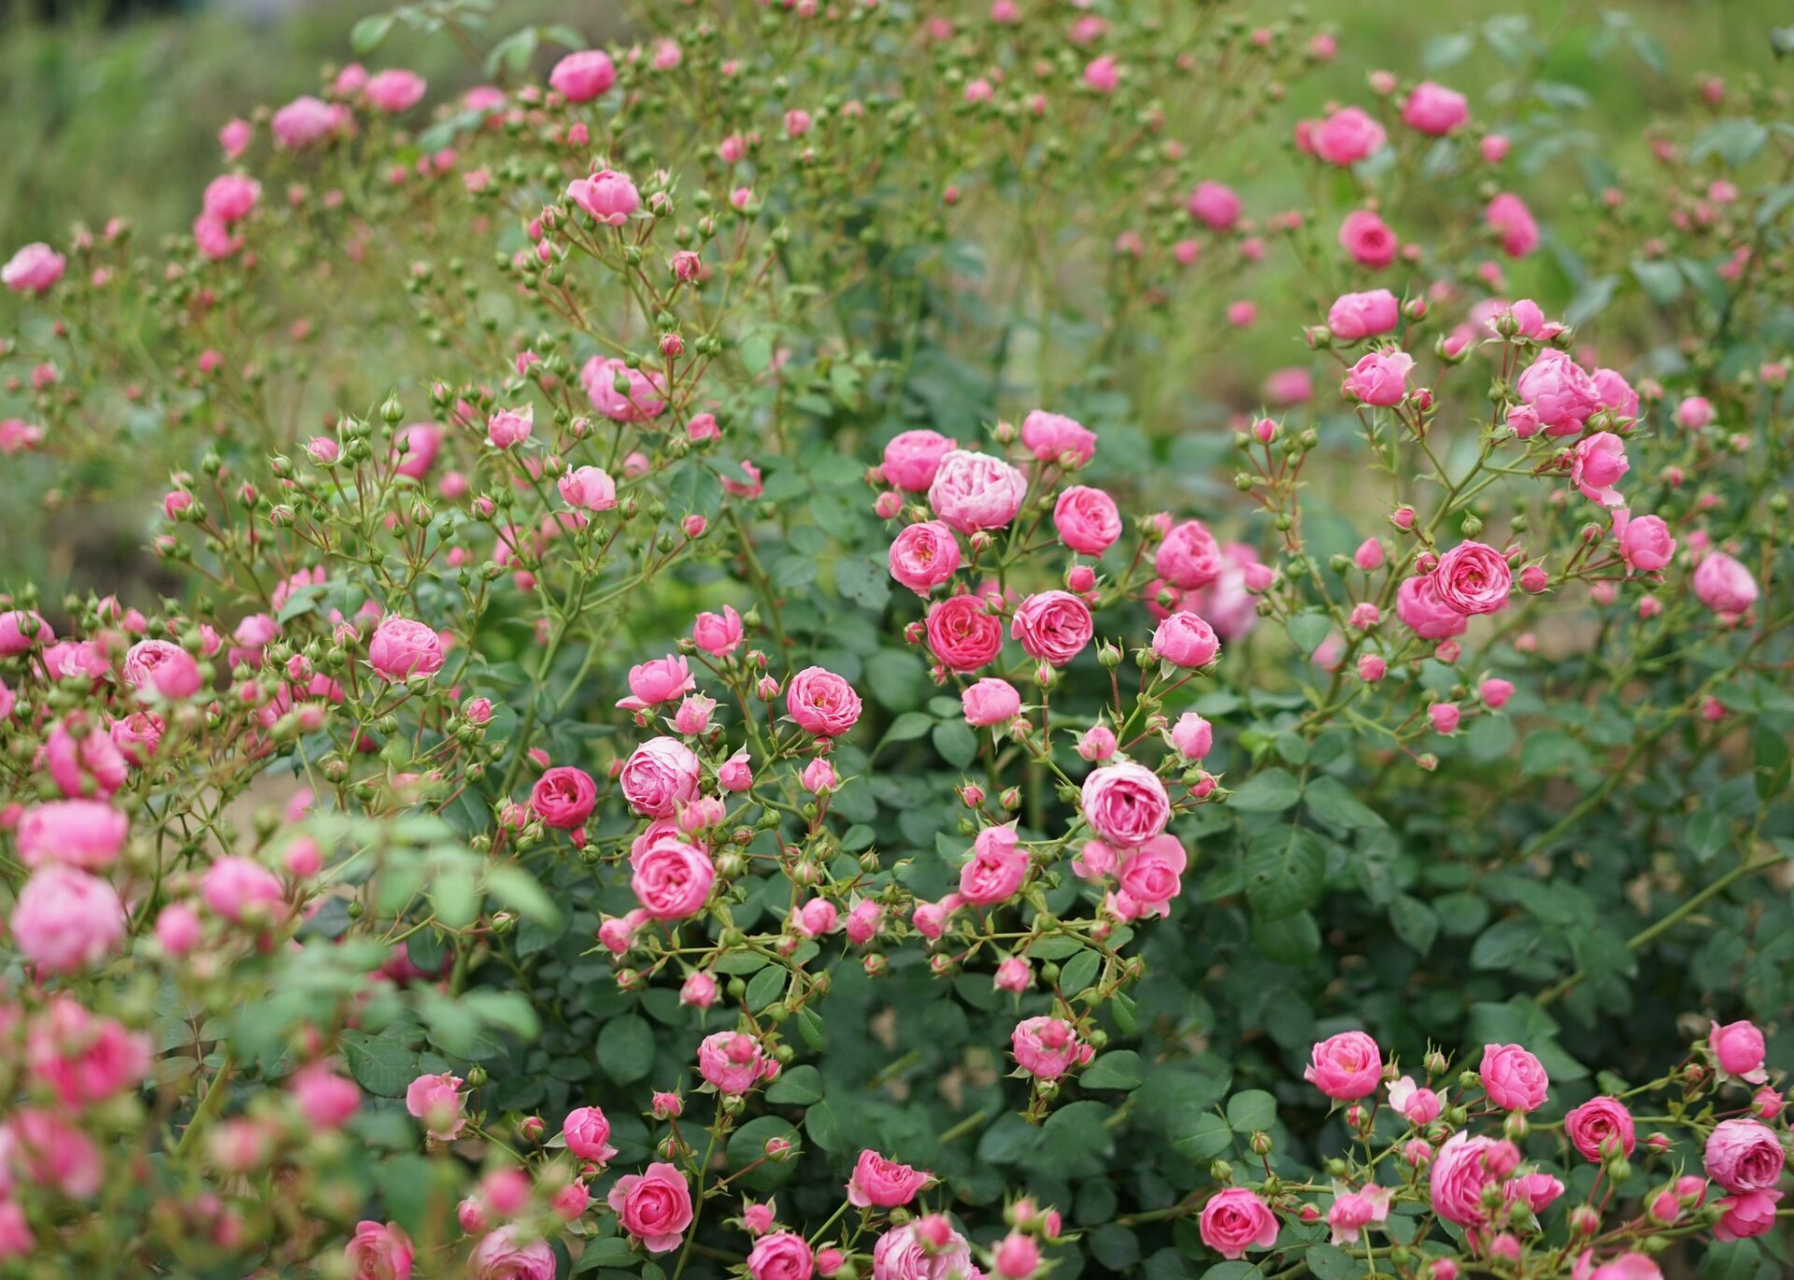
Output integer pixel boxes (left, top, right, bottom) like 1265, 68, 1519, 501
1020, 410, 1096, 465
582, 356, 667, 422
927, 450, 1027, 533
1264, 367, 1314, 405
1480, 1043, 1549, 1111
1010, 1016, 1092, 1080
345, 1220, 413, 1279
1565, 1097, 1636, 1162
46, 716, 129, 798
872, 1220, 981, 1280
882, 430, 957, 492
469, 1227, 554, 1279
1505, 1172, 1564, 1214
17, 800, 128, 870
1339, 210, 1397, 268
1487, 193, 1539, 257
1052, 486, 1122, 556
697, 1032, 772, 1095
958, 824, 1029, 906
1313, 106, 1386, 166
1327, 289, 1400, 342
1433, 541, 1512, 615
631, 838, 715, 920
1188, 181, 1242, 230
1592, 368, 1639, 423
1403, 81, 1469, 134
1305, 1030, 1382, 1099
888, 521, 962, 594
405, 1071, 465, 1142
563, 1106, 618, 1163
1710, 1020, 1768, 1084
559, 465, 617, 510
568, 170, 641, 225
693, 605, 744, 654
201, 856, 286, 924
962, 678, 1021, 727
1704, 1118, 1785, 1193
219, 118, 253, 160
551, 50, 617, 102
1155, 519, 1222, 590
1572, 432, 1629, 507
847, 1150, 932, 1208
1343, 349, 1413, 406
1516, 350, 1600, 432
794, 898, 839, 937
1199, 1187, 1279, 1259
369, 617, 445, 679
1396, 575, 1468, 640
680, 972, 718, 1008
486, 404, 534, 449
717, 750, 753, 792
1151, 611, 1220, 667
11, 866, 126, 973
1694, 552, 1758, 615
1081, 762, 1170, 848
786, 666, 863, 737
993, 957, 1032, 992
2, 243, 66, 295
122, 638, 203, 698
6, 1108, 102, 1198
620, 737, 702, 816
1010, 590, 1092, 666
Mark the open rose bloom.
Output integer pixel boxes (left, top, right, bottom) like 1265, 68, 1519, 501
0, 4, 1787, 1277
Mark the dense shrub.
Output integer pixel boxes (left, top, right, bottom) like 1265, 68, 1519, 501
0, 3, 1791, 1277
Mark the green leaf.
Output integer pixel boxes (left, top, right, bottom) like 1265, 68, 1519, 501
1284, 612, 1332, 657
1059, 948, 1101, 995
1690, 118, 1768, 166
1253, 910, 1321, 963
1632, 259, 1685, 305
597, 1015, 656, 1084
1089, 1224, 1141, 1271
836, 556, 891, 611
1390, 894, 1439, 956
1169, 1111, 1233, 1161
431, 867, 480, 930
726, 1116, 800, 1191
1225, 1089, 1277, 1133
484, 26, 541, 77
1243, 826, 1326, 921
1082, 1051, 1143, 1091
485, 866, 562, 927
932, 721, 978, 769
340, 1030, 419, 1097
1306, 1244, 1361, 1280
1303, 776, 1383, 831
1228, 768, 1301, 814
349, 14, 395, 54
746, 964, 787, 1012
573, 1237, 639, 1273
765, 1064, 823, 1105
880, 711, 934, 746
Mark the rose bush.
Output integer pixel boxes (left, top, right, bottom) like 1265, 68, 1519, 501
0, 2, 1791, 1277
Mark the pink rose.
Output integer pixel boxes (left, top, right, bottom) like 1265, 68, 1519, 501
405, 1071, 466, 1142
1020, 410, 1096, 465
958, 824, 1029, 906
1614, 510, 1676, 572
563, 1106, 617, 1163
290, 1061, 360, 1129
1188, 181, 1242, 230
11, 866, 126, 974
3, 242, 66, 295
6, 1108, 102, 1198
1198, 1187, 1278, 1260
17, 800, 128, 870
1403, 81, 1469, 134
1572, 432, 1629, 507
551, 50, 618, 103
559, 465, 617, 511
1151, 611, 1221, 667
25, 995, 150, 1107
0, 609, 53, 654
1694, 552, 1758, 615
469, 1227, 554, 1279
203, 174, 261, 223
1592, 368, 1640, 423
200, 856, 285, 924
927, 450, 1028, 533
619, 654, 695, 709
1327, 1185, 1392, 1246
392, 423, 441, 479
1169, 713, 1212, 759
693, 605, 744, 655
568, 170, 641, 226
1327, 289, 1400, 342
1714, 1189, 1782, 1242
1304, 1030, 1383, 1100
1339, 210, 1397, 268
786, 666, 863, 737
1264, 366, 1314, 405
1480, 1043, 1549, 1111
748, 1232, 815, 1280
962, 678, 1021, 727
46, 717, 128, 798
368, 618, 445, 680
581, 357, 667, 423
1565, 1097, 1636, 1162
1433, 541, 1512, 615
620, 737, 702, 816
1313, 106, 1386, 166
631, 837, 715, 920
888, 521, 962, 595
1677, 396, 1715, 430
1010, 590, 1093, 666
1429, 1132, 1513, 1226
365, 69, 425, 113
1343, 349, 1413, 406
1388, 1076, 1441, 1124
1052, 486, 1122, 556
872, 1221, 980, 1280
1516, 350, 1601, 433
1396, 574, 1468, 640
345, 1221, 413, 1280
926, 596, 1004, 672
531, 767, 597, 829
272, 95, 349, 150
1116, 834, 1187, 917
486, 404, 534, 449
847, 1150, 932, 1208
697, 1032, 772, 1095
1155, 519, 1222, 590
882, 430, 957, 492
1010, 1016, 1091, 1080
1710, 1020, 1768, 1083
1081, 762, 1170, 848
1704, 1118, 1785, 1193
1487, 192, 1539, 257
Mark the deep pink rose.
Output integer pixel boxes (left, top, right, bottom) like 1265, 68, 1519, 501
786, 666, 863, 737
369, 618, 445, 680
847, 1150, 932, 1208
1403, 81, 1469, 134
345, 1221, 414, 1280
1011, 1016, 1091, 1080
872, 1221, 980, 1280
1339, 210, 1398, 268
531, 767, 597, 829
11, 866, 126, 973
1480, 1043, 1549, 1111
1565, 1097, 1636, 1162
1704, 1118, 1785, 1193
1116, 834, 1187, 917
3, 243, 66, 295
1714, 1189, 1782, 1242
958, 824, 1028, 906
1052, 486, 1122, 555
926, 596, 1004, 672
0, 609, 53, 654
1694, 552, 1758, 615
1487, 192, 1539, 257
1572, 432, 1629, 507
1343, 349, 1413, 406
1313, 106, 1386, 166
1614, 510, 1676, 573
1188, 181, 1241, 230
404, 1071, 465, 1142
748, 1232, 815, 1280
697, 1032, 772, 1095
551, 50, 617, 103
631, 838, 715, 919
1151, 611, 1221, 667
1433, 541, 1512, 615
568, 170, 641, 226
1155, 519, 1223, 590
1516, 350, 1599, 432
692, 605, 744, 654
1304, 1030, 1382, 1100
365, 69, 426, 113
1710, 1020, 1768, 1083
559, 465, 617, 510
1198, 1187, 1278, 1260
1429, 1132, 1513, 1226
563, 1105, 617, 1163
1010, 590, 1092, 666
1396, 574, 1468, 640
17, 800, 128, 870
